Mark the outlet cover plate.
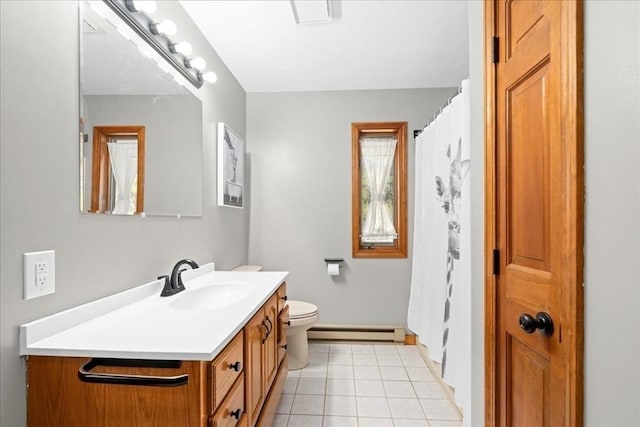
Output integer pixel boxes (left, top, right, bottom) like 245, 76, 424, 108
24, 250, 55, 300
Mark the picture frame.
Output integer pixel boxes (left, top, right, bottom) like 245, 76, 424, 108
217, 123, 245, 208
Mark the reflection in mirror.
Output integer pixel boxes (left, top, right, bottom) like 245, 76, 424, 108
80, 1, 203, 217
90, 126, 145, 214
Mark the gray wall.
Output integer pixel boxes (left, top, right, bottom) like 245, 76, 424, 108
246, 89, 453, 326
83, 94, 202, 216
0, 2, 248, 426
583, 1, 640, 425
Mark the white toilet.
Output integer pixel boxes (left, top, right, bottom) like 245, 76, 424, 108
286, 300, 319, 370
232, 265, 319, 371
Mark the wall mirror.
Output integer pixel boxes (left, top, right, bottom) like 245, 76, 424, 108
80, 1, 203, 217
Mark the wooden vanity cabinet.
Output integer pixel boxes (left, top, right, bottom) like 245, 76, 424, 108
26, 282, 289, 427
244, 282, 289, 427
244, 293, 278, 425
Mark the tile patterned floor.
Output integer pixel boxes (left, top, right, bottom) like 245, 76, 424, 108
274, 342, 462, 427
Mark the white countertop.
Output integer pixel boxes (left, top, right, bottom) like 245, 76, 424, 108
19, 264, 288, 361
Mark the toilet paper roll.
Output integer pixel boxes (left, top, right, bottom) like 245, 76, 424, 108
327, 263, 340, 276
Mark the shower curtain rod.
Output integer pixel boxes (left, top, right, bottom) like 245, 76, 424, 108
414, 85, 463, 139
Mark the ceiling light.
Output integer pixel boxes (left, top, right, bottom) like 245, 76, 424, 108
202, 71, 217, 83
149, 19, 177, 36
290, 0, 332, 25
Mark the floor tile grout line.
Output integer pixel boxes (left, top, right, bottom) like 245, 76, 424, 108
289, 342, 461, 425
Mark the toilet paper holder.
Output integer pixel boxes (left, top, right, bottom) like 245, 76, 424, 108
324, 258, 344, 268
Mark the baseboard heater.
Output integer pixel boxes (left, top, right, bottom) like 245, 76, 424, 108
308, 323, 405, 343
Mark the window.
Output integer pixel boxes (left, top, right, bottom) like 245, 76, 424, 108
352, 122, 407, 258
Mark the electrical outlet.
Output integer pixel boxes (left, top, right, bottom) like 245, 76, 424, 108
24, 250, 55, 300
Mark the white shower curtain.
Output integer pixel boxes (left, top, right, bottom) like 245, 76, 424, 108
408, 79, 471, 412
107, 142, 138, 215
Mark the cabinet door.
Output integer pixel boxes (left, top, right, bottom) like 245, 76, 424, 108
263, 294, 278, 392
244, 309, 265, 425
277, 305, 289, 366
276, 283, 287, 314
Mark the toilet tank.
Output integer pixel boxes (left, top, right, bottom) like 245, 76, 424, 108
232, 265, 263, 272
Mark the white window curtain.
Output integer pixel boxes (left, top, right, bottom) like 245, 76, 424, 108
360, 137, 397, 243
107, 142, 138, 215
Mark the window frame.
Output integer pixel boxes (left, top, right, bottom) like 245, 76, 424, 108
351, 121, 408, 258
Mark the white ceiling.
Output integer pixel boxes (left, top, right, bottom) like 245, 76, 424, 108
180, 0, 469, 93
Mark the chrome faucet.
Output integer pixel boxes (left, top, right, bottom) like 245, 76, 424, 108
159, 259, 199, 297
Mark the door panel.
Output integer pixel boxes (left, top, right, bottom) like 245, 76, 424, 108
507, 336, 550, 427
486, 1, 583, 426
507, 61, 550, 271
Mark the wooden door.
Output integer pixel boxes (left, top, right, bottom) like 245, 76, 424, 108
485, 1, 583, 426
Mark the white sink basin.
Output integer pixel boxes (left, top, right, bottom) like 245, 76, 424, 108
169, 283, 254, 310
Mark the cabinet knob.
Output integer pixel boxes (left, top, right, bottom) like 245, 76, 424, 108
229, 361, 241, 372
285, 320, 291, 326
281, 295, 288, 301
230, 409, 241, 420
280, 344, 288, 350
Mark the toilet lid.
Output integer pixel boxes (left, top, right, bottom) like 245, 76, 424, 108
287, 300, 318, 319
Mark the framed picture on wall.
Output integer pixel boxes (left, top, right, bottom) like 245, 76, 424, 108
217, 123, 245, 208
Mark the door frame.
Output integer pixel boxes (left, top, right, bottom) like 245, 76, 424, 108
483, 1, 585, 425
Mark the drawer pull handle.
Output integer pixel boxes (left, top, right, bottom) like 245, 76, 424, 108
78, 358, 188, 387
229, 361, 241, 372
230, 409, 242, 420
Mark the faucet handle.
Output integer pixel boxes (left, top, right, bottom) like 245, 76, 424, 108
158, 275, 173, 297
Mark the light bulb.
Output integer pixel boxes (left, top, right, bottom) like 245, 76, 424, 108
189, 57, 206, 71
171, 41, 193, 56
131, 0, 156, 14
151, 19, 177, 36
203, 71, 217, 83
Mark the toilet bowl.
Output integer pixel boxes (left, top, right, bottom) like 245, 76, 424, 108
286, 300, 319, 370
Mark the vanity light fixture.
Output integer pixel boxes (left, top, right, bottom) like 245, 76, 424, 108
202, 71, 217, 83
187, 57, 206, 72
169, 41, 193, 56
149, 19, 177, 36
103, 0, 217, 89
124, 0, 156, 14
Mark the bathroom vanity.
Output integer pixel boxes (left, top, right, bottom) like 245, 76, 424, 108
20, 266, 289, 427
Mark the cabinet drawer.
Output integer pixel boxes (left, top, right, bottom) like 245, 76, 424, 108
210, 374, 245, 427
276, 283, 287, 314
212, 331, 244, 412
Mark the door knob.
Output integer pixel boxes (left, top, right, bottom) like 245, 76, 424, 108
519, 312, 554, 337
